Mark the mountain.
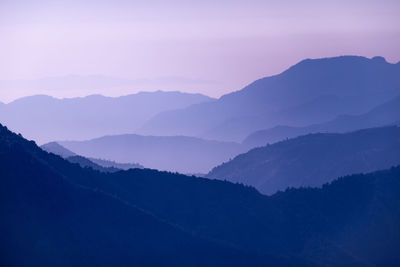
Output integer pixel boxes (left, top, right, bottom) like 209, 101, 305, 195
244, 95, 400, 147
65, 155, 121, 173
0, 124, 265, 267
88, 157, 143, 170
41, 142, 143, 170
0, 91, 214, 143
208, 126, 400, 195
139, 56, 400, 141
0, 75, 216, 102
41, 141, 77, 158
59, 135, 244, 173
1, 123, 400, 266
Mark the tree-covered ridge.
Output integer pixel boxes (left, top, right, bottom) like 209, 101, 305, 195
1, 124, 400, 266
208, 126, 400, 194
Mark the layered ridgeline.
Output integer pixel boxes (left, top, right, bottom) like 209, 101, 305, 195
208, 126, 400, 195
244, 94, 400, 148
1, 124, 400, 266
140, 56, 400, 142
0, 125, 258, 267
0, 91, 213, 143
41, 142, 143, 171
57, 135, 243, 173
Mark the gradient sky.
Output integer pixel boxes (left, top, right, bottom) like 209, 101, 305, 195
0, 0, 399, 102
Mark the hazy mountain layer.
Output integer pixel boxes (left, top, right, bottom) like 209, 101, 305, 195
244, 95, 400, 147
208, 126, 400, 194
140, 56, 400, 141
59, 135, 244, 173
41, 142, 143, 170
0, 91, 213, 143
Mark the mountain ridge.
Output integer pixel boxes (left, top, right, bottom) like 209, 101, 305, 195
208, 126, 400, 194
243, 94, 400, 147
58, 134, 244, 173
140, 55, 400, 141
0, 91, 214, 143
1, 123, 400, 266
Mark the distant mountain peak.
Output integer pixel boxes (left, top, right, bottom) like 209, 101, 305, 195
371, 56, 387, 63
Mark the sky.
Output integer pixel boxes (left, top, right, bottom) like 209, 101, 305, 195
0, 0, 399, 102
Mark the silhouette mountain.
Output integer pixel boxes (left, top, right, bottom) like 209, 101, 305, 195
140, 56, 400, 141
0, 124, 265, 267
208, 126, 400, 195
41, 142, 143, 170
1, 123, 400, 266
244, 95, 400, 147
0, 91, 213, 143
58, 134, 244, 173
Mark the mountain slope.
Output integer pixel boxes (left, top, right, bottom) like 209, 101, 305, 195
65, 155, 120, 172
140, 56, 400, 141
244, 94, 400, 147
1, 123, 400, 265
41, 142, 143, 170
0, 124, 264, 267
59, 134, 244, 173
0, 91, 213, 143
208, 126, 400, 194
41, 141, 77, 158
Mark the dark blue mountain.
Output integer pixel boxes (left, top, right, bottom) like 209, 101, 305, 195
208, 126, 400, 194
140, 56, 400, 141
1, 124, 400, 265
0, 124, 265, 267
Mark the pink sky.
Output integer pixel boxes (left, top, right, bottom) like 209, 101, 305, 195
0, 0, 399, 101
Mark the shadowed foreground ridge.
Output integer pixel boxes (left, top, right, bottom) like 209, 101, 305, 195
1, 124, 400, 266
0, 125, 267, 267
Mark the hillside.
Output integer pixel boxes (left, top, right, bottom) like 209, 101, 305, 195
140, 56, 400, 141
208, 126, 400, 194
0, 91, 213, 143
59, 134, 244, 173
1, 123, 400, 265
0, 124, 265, 267
41, 141, 77, 158
41, 142, 143, 170
244, 95, 400, 147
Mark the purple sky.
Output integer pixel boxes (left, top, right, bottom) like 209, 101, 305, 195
0, 0, 399, 102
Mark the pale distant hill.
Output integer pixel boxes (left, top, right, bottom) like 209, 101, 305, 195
41, 142, 143, 170
0, 91, 214, 143
41, 141, 76, 158
59, 134, 244, 173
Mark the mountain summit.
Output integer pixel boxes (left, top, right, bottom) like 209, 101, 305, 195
140, 56, 400, 141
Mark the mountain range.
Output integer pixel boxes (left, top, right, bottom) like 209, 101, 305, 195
243, 94, 400, 147
0, 124, 257, 267
1, 123, 400, 266
57, 135, 243, 173
0, 91, 213, 143
208, 126, 400, 194
139, 56, 400, 141
41, 141, 144, 171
